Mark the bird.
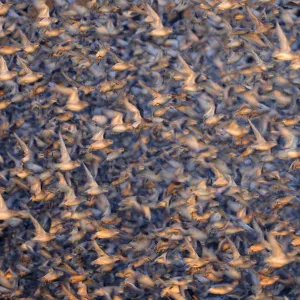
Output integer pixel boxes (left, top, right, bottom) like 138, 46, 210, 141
53, 132, 80, 171
34, 0, 56, 28
82, 163, 104, 196
0, 192, 27, 220
175, 54, 205, 92
88, 128, 113, 151
91, 240, 120, 265
246, 7, 273, 34
265, 233, 298, 268
18, 28, 39, 53
17, 56, 44, 85
143, 3, 173, 37
13, 132, 32, 163
109, 50, 136, 71
273, 22, 296, 61
138, 80, 173, 106
248, 119, 277, 151
61, 70, 96, 95
50, 83, 88, 111
28, 212, 54, 243
0, 56, 17, 81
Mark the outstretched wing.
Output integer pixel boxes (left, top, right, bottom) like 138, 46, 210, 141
0, 56, 9, 73
248, 119, 266, 144
138, 80, 160, 98
145, 4, 163, 29
29, 213, 47, 236
83, 163, 97, 186
59, 132, 71, 163
0, 193, 8, 211
276, 22, 291, 52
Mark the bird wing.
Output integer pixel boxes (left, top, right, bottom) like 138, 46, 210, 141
247, 7, 263, 30
177, 54, 197, 81
59, 132, 71, 163
111, 112, 124, 126
67, 88, 81, 104
267, 233, 285, 257
138, 80, 160, 98
14, 133, 31, 161
226, 238, 240, 259
248, 119, 266, 144
61, 70, 81, 89
91, 129, 105, 142
250, 49, 264, 66
0, 193, 8, 211
18, 28, 30, 47
145, 4, 163, 29
83, 163, 97, 186
29, 213, 47, 236
93, 240, 109, 257
50, 83, 74, 96
276, 22, 291, 52
17, 56, 32, 74
109, 50, 124, 64
0, 56, 9, 73
37, 3, 50, 19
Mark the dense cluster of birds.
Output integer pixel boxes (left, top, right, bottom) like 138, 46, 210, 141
0, 0, 299, 299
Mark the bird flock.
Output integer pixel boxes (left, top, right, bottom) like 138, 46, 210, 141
0, 0, 299, 299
